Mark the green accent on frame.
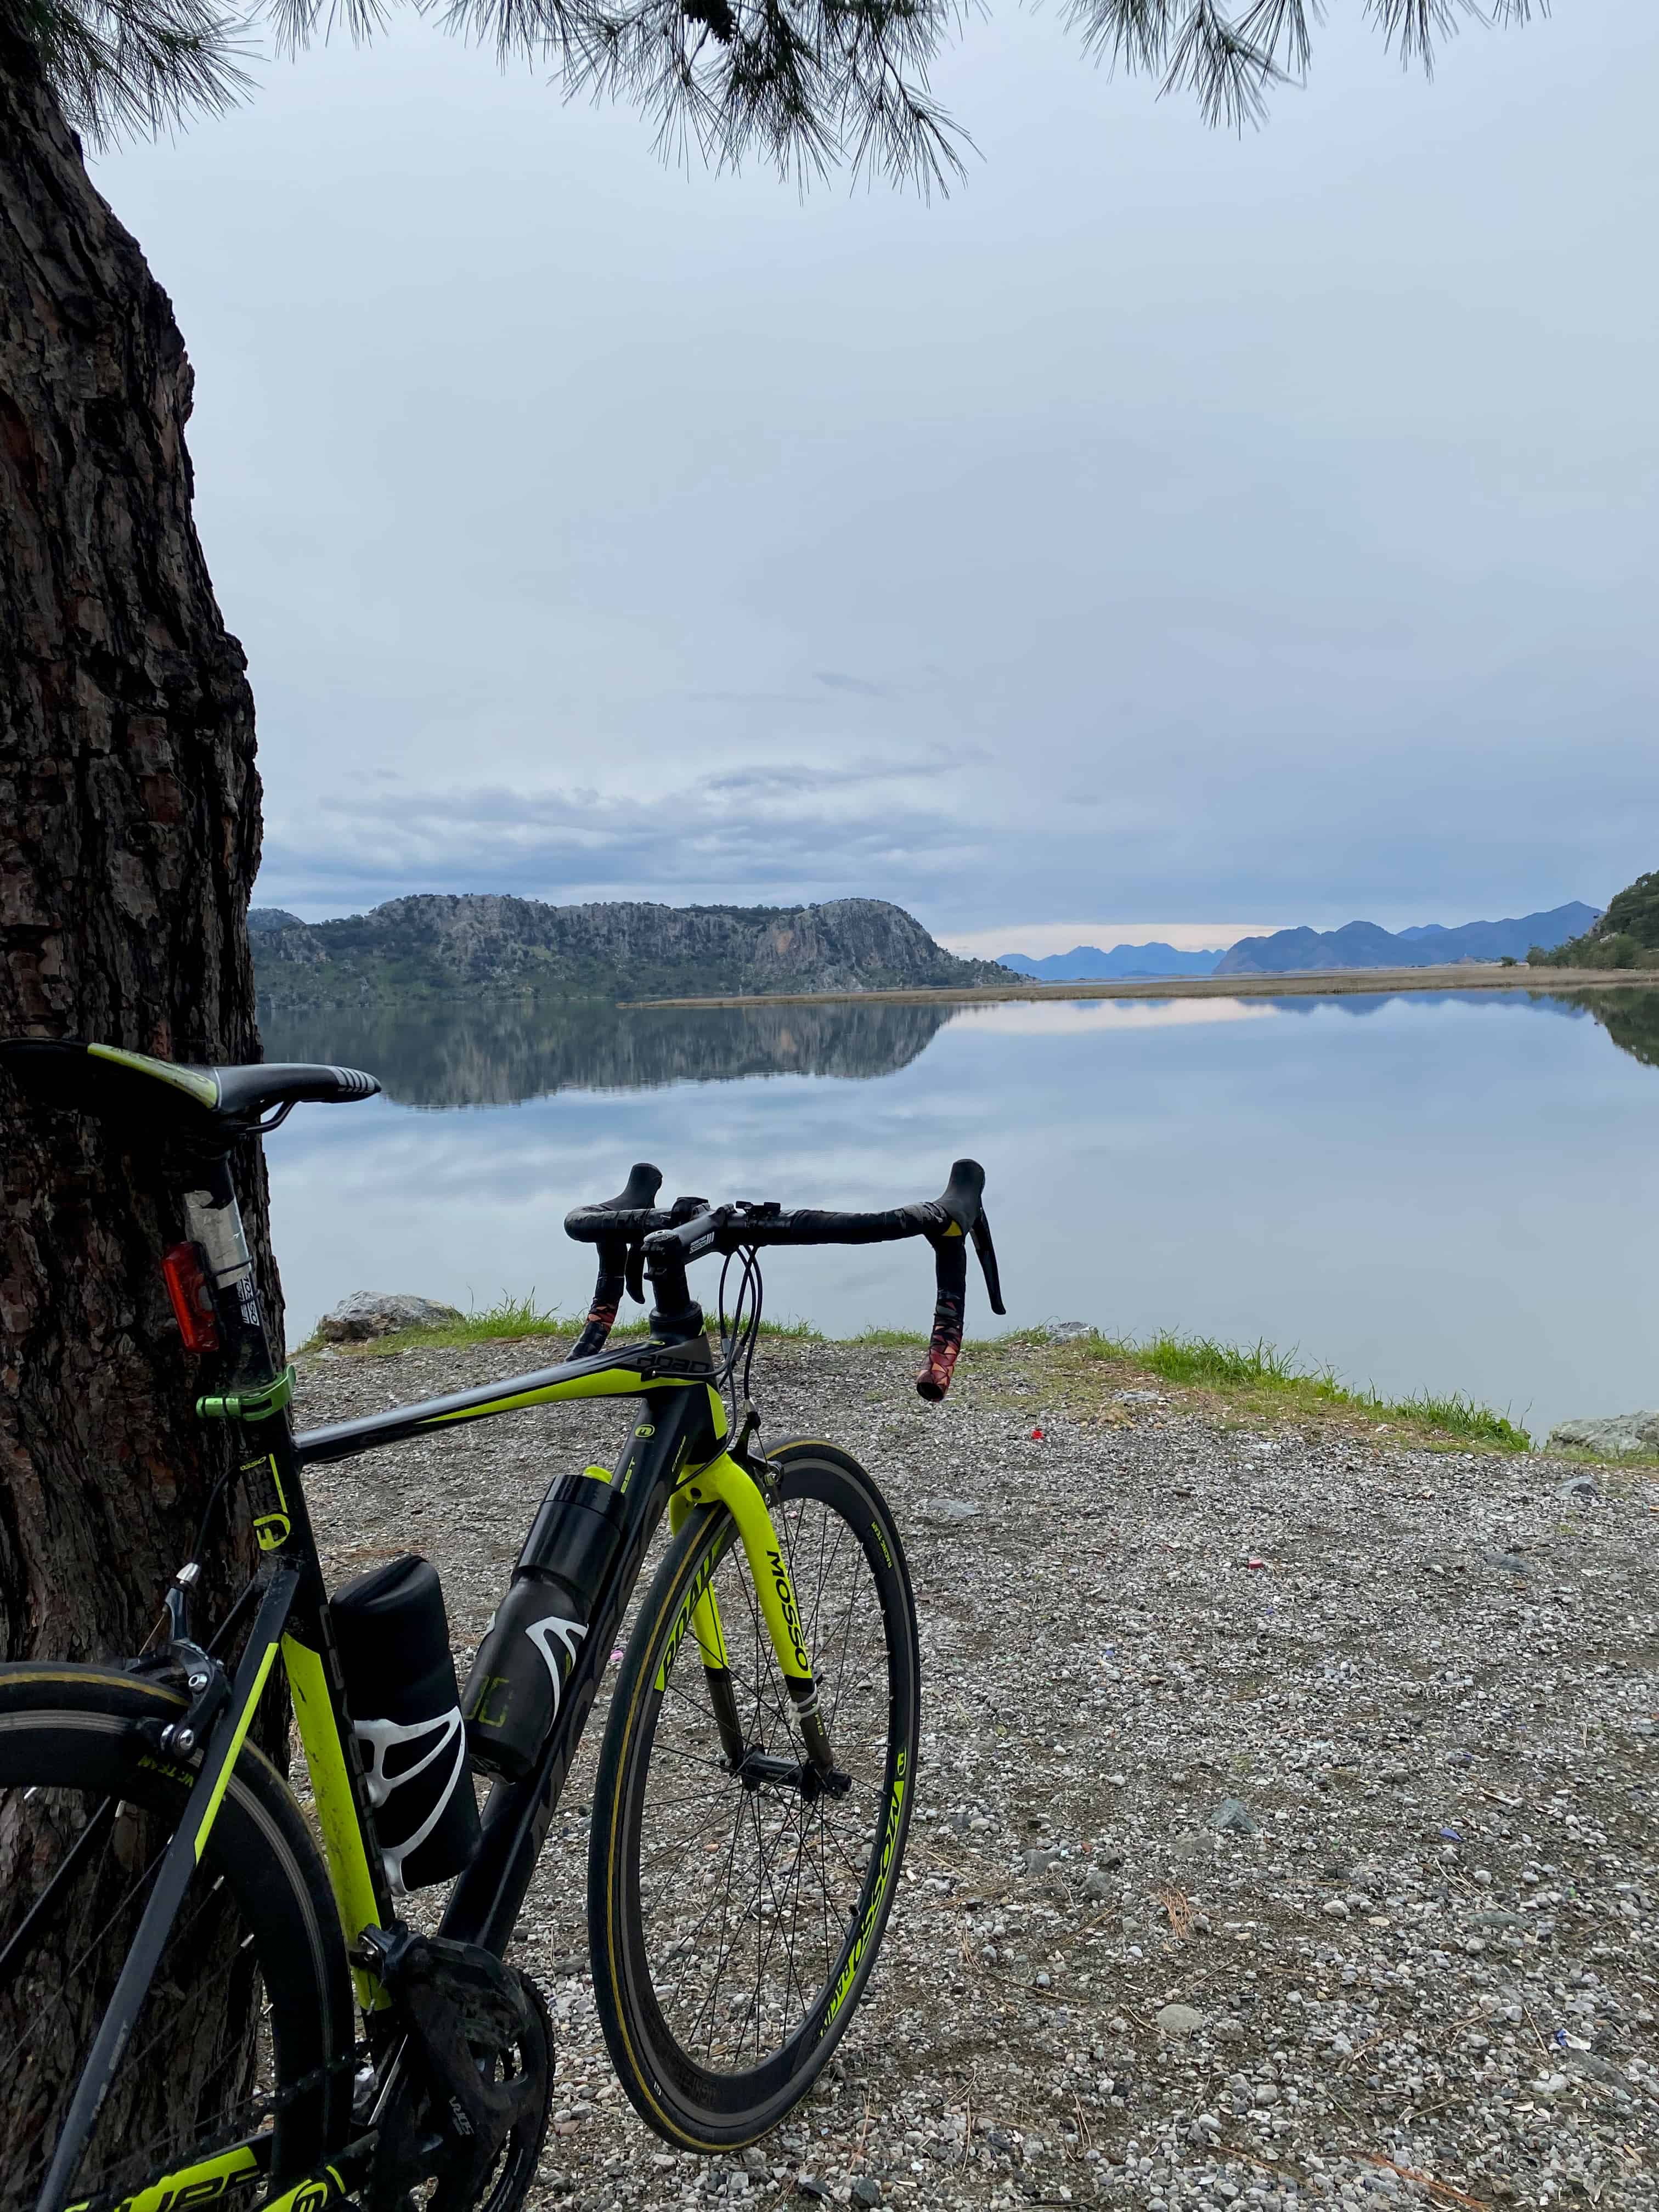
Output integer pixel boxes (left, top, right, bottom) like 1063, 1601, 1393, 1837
198, 1364, 297, 1423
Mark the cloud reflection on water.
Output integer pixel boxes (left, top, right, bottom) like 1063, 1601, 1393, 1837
265, 988, 1658, 1442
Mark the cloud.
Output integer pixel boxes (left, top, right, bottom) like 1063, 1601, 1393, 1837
814, 670, 893, 698
108, 4, 1658, 939
701, 754, 950, 798
259, 759, 986, 915
952, 998, 1281, 1035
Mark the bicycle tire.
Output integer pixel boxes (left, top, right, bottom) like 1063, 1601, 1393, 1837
0, 1663, 355, 2212
589, 1439, 920, 2151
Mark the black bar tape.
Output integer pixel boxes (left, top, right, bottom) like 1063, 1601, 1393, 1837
564, 1165, 664, 1355
569, 1240, 627, 1361
916, 1234, 969, 1402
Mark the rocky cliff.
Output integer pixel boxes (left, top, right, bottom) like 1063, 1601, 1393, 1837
250, 894, 1011, 1012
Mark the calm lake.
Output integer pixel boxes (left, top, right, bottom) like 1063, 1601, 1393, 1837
262, 986, 1659, 1444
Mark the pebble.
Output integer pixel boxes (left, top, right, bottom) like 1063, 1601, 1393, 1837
1209, 1797, 1260, 1837
291, 1337, 1659, 2212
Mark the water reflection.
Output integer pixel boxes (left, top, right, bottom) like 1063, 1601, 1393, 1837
263, 985, 1659, 1440
261, 997, 954, 1108
1565, 986, 1659, 1070
261, 985, 1641, 1107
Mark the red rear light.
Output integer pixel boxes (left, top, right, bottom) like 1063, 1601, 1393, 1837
162, 1243, 221, 1353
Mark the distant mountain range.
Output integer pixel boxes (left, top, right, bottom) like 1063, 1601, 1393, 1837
1000, 904, 1599, 981
1216, 904, 1601, 975
997, 942, 1223, 980
247, 894, 1010, 1012
247, 892, 1610, 1012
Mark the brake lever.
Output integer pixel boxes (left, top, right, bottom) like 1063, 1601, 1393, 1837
971, 1208, 1006, 1316
624, 1244, 646, 1305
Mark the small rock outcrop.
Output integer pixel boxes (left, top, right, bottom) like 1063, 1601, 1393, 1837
315, 1293, 464, 1343
1544, 1410, 1659, 1457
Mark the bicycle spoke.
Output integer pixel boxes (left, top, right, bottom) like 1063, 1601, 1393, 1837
0, 1783, 281, 2209
622, 1483, 909, 2084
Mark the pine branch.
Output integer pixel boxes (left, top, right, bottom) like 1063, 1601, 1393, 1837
3, 0, 1549, 170
1368, 0, 1544, 77
4, 0, 252, 144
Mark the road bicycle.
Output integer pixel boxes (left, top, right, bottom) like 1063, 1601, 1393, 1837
0, 1039, 1003, 2212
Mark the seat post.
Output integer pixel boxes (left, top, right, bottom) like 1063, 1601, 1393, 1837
182, 1156, 278, 1387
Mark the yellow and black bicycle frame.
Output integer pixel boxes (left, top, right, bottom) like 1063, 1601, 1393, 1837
46, 1309, 831, 2212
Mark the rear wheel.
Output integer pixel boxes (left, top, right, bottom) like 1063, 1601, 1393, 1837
589, 1441, 920, 2150
0, 1666, 354, 2212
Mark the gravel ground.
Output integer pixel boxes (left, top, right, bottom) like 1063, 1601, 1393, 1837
292, 1336, 1659, 2212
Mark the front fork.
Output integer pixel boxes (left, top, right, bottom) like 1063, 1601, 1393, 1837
669, 1452, 844, 1790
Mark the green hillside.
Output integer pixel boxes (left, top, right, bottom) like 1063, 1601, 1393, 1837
1530, 869, 1659, 969
249, 893, 1012, 1013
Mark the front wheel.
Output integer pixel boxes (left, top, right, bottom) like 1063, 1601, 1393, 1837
589, 1440, 921, 2151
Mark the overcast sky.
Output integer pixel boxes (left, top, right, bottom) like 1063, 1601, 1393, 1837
99, 2, 1657, 945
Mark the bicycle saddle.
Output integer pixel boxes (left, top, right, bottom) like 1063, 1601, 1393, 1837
0, 1038, 380, 1151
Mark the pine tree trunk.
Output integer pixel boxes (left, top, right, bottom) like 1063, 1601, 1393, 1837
0, 24, 276, 1666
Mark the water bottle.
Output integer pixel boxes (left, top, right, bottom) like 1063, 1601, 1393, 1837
331, 1554, 481, 1894
461, 1468, 627, 1781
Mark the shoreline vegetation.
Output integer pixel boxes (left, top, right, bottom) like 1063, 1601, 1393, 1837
1528, 866, 1659, 971
621, 964, 1659, 1010
300, 1301, 1537, 1454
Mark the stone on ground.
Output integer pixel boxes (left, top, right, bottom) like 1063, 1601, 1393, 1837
1544, 1409, 1659, 1455
315, 1291, 464, 1342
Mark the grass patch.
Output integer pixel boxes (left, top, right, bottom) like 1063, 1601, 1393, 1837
301, 1298, 825, 1357
295, 1293, 569, 1355
1387, 1390, 1530, 1448
1128, 1332, 1305, 1389
299, 1303, 1529, 1452
1053, 1328, 1529, 1450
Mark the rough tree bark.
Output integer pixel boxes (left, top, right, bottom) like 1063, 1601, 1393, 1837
0, 22, 275, 1664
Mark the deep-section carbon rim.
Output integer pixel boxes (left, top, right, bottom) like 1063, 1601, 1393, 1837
0, 1671, 352, 2212
589, 1443, 920, 2149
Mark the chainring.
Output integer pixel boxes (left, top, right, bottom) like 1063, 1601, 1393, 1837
366, 1932, 554, 2212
